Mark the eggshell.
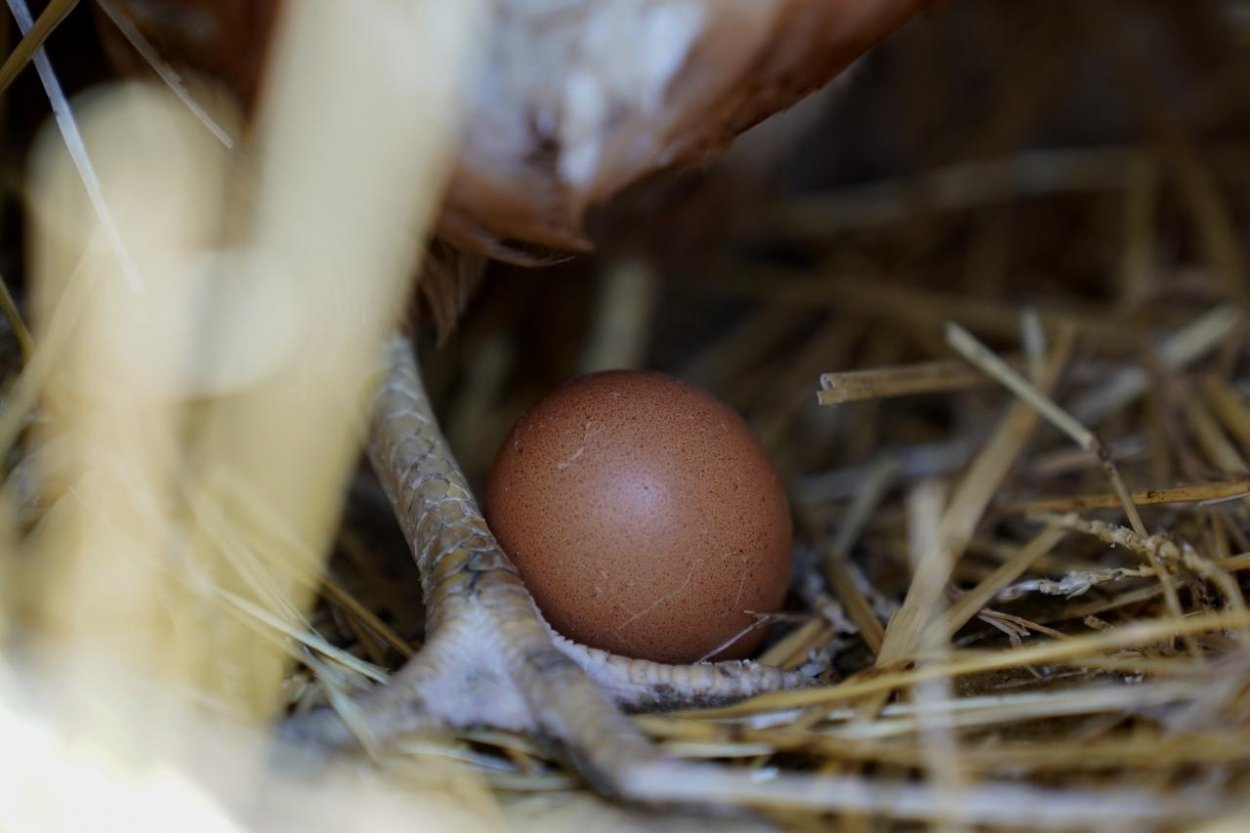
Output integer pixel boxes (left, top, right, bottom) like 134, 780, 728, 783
485, 369, 792, 664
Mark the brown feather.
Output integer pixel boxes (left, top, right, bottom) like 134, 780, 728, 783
96, 0, 930, 337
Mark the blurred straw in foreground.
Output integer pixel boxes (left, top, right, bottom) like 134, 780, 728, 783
3, 0, 494, 829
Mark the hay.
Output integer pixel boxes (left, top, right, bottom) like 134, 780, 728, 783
2, 1, 1250, 831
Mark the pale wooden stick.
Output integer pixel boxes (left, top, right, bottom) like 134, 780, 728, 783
817, 355, 1026, 405
1000, 477, 1250, 514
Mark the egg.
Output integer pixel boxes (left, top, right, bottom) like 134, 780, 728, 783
485, 369, 792, 664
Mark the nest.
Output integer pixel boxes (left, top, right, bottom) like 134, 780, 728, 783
2, 1, 1250, 831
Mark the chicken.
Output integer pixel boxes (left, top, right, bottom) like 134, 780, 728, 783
93, 0, 932, 798
100, 0, 928, 326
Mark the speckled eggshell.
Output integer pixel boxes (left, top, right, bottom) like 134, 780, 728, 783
485, 369, 792, 664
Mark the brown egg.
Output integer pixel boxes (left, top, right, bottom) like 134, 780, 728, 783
485, 370, 792, 664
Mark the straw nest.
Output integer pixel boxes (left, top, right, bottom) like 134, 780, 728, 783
2, 1, 1250, 831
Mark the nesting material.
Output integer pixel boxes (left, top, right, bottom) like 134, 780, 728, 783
3, 2, 1250, 832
